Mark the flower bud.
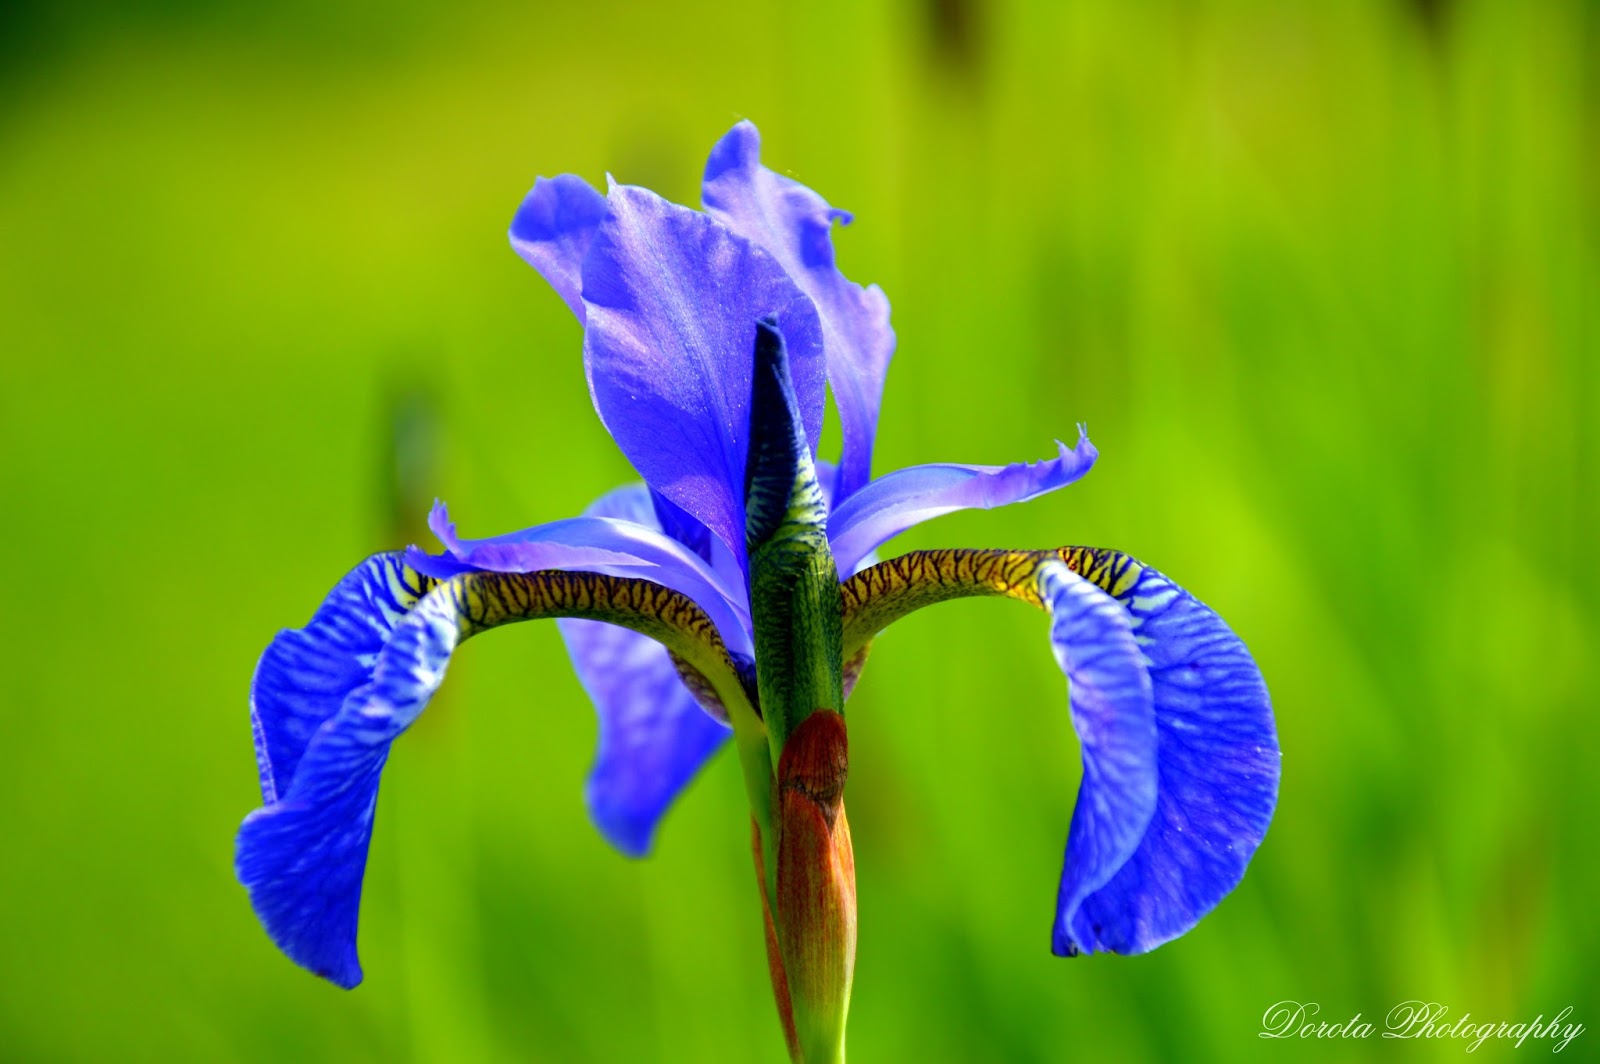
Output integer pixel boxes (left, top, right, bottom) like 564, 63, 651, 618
771, 709, 856, 1063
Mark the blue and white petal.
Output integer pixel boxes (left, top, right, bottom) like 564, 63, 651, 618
1035, 563, 1160, 954
249, 554, 431, 804
237, 570, 466, 989
238, 561, 752, 987
1054, 562, 1279, 955
836, 545, 1278, 956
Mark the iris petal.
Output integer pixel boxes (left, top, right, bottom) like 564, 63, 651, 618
509, 173, 608, 322
582, 480, 668, 531
560, 616, 731, 857
703, 121, 895, 503
249, 553, 433, 804
558, 482, 732, 857
649, 487, 713, 563
238, 554, 450, 989
1055, 559, 1279, 955
579, 181, 826, 568
235, 734, 386, 989
836, 545, 1278, 956
1035, 563, 1159, 955
827, 430, 1099, 576
412, 500, 752, 654
814, 459, 878, 577
238, 566, 754, 987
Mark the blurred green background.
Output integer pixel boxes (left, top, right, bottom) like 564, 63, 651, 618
1, 0, 1595, 1060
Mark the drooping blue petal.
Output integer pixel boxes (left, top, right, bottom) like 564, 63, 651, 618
835, 545, 1276, 955
409, 500, 753, 654
702, 121, 895, 504
556, 481, 732, 856
237, 558, 460, 989
1035, 563, 1160, 954
236, 748, 382, 988
249, 554, 432, 804
579, 181, 826, 568
509, 173, 608, 322
1053, 561, 1279, 956
826, 429, 1099, 576
240, 560, 752, 987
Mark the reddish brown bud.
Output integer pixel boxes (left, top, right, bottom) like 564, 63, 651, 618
752, 817, 801, 1061
772, 710, 856, 1064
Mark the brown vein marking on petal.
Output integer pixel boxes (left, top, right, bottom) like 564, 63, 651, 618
838, 545, 1147, 657
429, 569, 753, 726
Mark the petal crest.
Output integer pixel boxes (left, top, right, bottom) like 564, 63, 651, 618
412, 499, 752, 654
826, 430, 1098, 576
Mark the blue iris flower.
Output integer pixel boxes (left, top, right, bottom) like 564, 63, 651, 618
236, 121, 1280, 1045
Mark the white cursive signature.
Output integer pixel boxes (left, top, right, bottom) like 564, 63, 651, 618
1259, 1000, 1584, 1053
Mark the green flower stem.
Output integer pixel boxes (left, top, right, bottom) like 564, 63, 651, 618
741, 319, 852, 1063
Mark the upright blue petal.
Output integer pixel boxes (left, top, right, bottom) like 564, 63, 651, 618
557, 482, 732, 856
827, 430, 1099, 576
509, 173, 608, 322
411, 500, 752, 654
250, 554, 431, 804
1053, 562, 1279, 955
1035, 563, 1160, 955
703, 121, 895, 504
649, 487, 713, 562
579, 181, 826, 569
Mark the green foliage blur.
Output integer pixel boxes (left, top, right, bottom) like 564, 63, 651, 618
1, 0, 1594, 1060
